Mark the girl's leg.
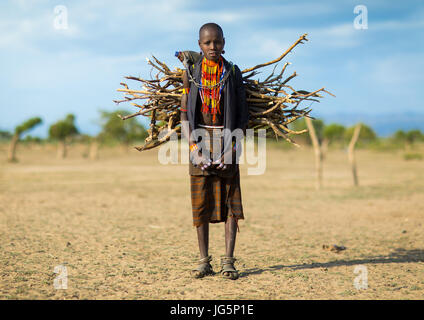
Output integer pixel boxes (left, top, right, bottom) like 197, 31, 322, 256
222, 212, 239, 279
192, 222, 213, 278
225, 214, 237, 257
196, 222, 209, 258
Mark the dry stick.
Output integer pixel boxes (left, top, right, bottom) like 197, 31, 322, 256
279, 123, 308, 135
263, 119, 299, 146
135, 127, 181, 151
281, 72, 297, 85
117, 88, 181, 97
305, 117, 323, 190
267, 62, 291, 86
117, 103, 173, 120
241, 34, 308, 74
114, 34, 333, 151
348, 123, 362, 187
250, 102, 283, 116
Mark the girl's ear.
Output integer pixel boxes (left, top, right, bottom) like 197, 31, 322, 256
198, 40, 203, 55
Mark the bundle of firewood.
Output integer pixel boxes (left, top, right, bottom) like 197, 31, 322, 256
114, 34, 333, 151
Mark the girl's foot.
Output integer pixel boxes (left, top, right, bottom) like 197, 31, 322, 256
191, 255, 214, 278
220, 256, 239, 280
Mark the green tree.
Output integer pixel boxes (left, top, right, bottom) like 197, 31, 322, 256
344, 123, 377, 145
405, 129, 423, 145
289, 117, 325, 145
7, 117, 42, 162
0, 130, 12, 142
48, 114, 79, 158
323, 123, 346, 145
391, 129, 423, 149
392, 129, 406, 142
98, 110, 148, 149
22, 135, 43, 143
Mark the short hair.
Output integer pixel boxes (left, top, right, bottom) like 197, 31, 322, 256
199, 23, 224, 39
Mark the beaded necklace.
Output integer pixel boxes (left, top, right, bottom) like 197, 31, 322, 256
199, 56, 225, 122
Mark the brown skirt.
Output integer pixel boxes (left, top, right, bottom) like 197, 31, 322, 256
190, 169, 244, 227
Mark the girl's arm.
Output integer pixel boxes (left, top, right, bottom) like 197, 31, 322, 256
180, 71, 211, 170
180, 70, 194, 144
234, 65, 249, 135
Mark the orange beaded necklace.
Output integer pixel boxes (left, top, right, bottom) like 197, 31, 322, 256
199, 56, 224, 122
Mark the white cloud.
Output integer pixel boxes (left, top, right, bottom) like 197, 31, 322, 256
233, 22, 362, 65
367, 53, 424, 86
0, 7, 81, 50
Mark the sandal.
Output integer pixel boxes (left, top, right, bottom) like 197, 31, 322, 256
220, 256, 239, 280
191, 255, 214, 279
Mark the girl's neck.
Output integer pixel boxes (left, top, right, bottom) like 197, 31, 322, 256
203, 56, 222, 64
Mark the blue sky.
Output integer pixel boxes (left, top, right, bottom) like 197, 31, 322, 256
1, 0, 423, 137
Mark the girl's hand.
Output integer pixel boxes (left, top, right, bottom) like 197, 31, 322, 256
212, 153, 227, 170
190, 150, 212, 171
213, 141, 238, 170
212, 147, 236, 171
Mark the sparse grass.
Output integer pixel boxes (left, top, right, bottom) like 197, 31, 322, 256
403, 153, 423, 161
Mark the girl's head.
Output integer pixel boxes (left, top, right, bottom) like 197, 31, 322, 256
198, 23, 225, 62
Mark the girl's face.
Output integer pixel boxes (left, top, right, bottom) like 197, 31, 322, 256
198, 28, 225, 62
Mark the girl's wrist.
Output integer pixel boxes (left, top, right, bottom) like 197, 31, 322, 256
190, 143, 198, 153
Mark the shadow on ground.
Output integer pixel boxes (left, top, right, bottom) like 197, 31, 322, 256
240, 248, 424, 277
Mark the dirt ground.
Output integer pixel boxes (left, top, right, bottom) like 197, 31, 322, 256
1, 141, 423, 300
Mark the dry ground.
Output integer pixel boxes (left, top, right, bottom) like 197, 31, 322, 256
0, 141, 423, 299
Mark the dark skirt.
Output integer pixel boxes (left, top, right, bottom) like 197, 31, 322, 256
190, 169, 244, 227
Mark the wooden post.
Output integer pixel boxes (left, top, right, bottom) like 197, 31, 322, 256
321, 138, 329, 161
7, 134, 19, 162
348, 123, 362, 187
305, 117, 323, 190
89, 139, 99, 160
57, 140, 67, 159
